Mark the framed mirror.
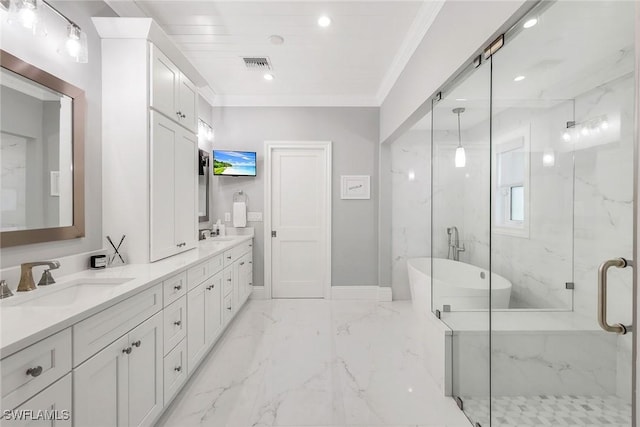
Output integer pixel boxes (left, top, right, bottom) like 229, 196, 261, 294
1, 50, 85, 247
198, 149, 210, 223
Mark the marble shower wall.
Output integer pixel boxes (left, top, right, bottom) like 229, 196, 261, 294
390, 129, 431, 300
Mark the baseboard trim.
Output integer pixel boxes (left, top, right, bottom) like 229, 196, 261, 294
331, 286, 393, 301
249, 286, 267, 300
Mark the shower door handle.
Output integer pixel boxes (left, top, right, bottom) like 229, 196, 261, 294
598, 258, 633, 335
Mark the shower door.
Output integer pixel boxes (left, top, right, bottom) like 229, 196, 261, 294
489, 1, 636, 426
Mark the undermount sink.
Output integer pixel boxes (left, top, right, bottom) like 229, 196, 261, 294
206, 237, 235, 242
2, 278, 134, 307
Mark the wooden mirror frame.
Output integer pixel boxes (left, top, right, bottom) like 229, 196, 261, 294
0, 50, 85, 247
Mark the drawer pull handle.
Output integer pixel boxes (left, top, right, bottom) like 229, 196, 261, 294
174, 366, 182, 372
174, 320, 182, 326
249, 261, 252, 264
226, 278, 231, 282
226, 306, 232, 311
249, 244, 252, 247
240, 262, 245, 266
176, 111, 182, 117
207, 285, 215, 290
26, 366, 43, 377
174, 285, 182, 291
122, 347, 132, 355
132, 340, 142, 348
226, 256, 232, 260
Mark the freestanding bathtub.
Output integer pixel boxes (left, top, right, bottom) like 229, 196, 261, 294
407, 257, 512, 312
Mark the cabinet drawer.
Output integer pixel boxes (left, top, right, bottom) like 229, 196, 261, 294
9, 373, 72, 426
73, 284, 162, 366
222, 293, 233, 325
233, 240, 253, 259
163, 296, 187, 355
1, 328, 72, 411
187, 260, 210, 290
163, 271, 187, 307
222, 249, 234, 268
223, 266, 233, 296
209, 253, 224, 275
163, 339, 187, 405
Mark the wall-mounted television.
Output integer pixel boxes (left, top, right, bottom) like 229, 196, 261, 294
212, 150, 257, 176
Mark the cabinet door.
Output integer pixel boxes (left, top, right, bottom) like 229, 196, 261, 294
150, 112, 178, 261
6, 374, 72, 427
127, 312, 163, 427
186, 283, 207, 373
178, 74, 197, 133
73, 336, 129, 427
150, 46, 179, 120
205, 272, 223, 345
174, 129, 197, 252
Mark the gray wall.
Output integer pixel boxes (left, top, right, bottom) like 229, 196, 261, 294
0, 1, 117, 268
379, 0, 528, 144
210, 107, 380, 288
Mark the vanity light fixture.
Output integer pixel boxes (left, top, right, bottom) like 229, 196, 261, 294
198, 119, 214, 142
523, 18, 538, 29
318, 15, 331, 27
6, 0, 88, 62
453, 107, 466, 168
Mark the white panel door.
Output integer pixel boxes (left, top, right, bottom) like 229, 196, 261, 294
150, 112, 177, 261
271, 148, 328, 298
174, 129, 197, 251
178, 75, 198, 133
186, 282, 207, 373
127, 312, 163, 427
73, 336, 129, 427
205, 271, 223, 345
150, 46, 179, 119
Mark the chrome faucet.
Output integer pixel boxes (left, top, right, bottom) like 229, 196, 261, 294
447, 227, 465, 261
16, 261, 61, 292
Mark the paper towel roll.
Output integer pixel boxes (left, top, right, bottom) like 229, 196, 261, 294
233, 202, 247, 227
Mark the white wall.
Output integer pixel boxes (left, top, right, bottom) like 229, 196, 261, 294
210, 107, 379, 289
0, 1, 117, 268
379, 0, 528, 144
390, 129, 431, 300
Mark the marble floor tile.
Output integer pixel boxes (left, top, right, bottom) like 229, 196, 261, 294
158, 299, 471, 427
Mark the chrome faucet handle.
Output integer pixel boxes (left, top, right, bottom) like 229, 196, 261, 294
38, 269, 56, 286
0, 280, 13, 299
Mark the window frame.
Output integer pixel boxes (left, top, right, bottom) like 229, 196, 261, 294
492, 125, 530, 238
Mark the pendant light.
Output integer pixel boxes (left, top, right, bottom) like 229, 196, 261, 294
453, 107, 466, 168
64, 23, 88, 63
7, 0, 46, 36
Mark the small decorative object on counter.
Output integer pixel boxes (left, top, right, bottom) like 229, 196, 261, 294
106, 235, 126, 267
90, 254, 107, 269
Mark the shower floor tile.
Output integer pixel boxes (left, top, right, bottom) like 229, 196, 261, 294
462, 394, 631, 427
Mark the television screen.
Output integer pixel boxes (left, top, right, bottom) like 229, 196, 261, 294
212, 150, 257, 176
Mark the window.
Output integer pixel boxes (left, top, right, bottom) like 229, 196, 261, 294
493, 127, 530, 237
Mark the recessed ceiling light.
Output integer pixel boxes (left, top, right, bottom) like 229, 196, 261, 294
523, 18, 538, 29
318, 15, 331, 27
268, 35, 284, 45
263, 73, 274, 81
514, 75, 526, 82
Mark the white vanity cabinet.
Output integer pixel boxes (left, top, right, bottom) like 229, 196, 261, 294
73, 312, 163, 427
150, 46, 197, 133
97, 18, 201, 264
7, 374, 72, 427
150, 112, 197, 261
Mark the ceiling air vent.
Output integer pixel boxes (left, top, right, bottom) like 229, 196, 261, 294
242, 57, 272, 70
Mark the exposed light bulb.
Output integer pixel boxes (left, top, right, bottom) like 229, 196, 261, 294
66, 37, 81, 57
562, 131, 571, 142
318, 15, 331, 27
64, 24, 88, 63
455, 146, 466, 168
523, 18, 538, 29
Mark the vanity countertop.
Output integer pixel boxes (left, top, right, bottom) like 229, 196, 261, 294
0, 235, 253, 359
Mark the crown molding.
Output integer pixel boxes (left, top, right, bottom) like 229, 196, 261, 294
212, 94, 379, 107
376, 0, 445, 105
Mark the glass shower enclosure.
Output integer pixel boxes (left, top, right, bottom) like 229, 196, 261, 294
431, 1, 636, 425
